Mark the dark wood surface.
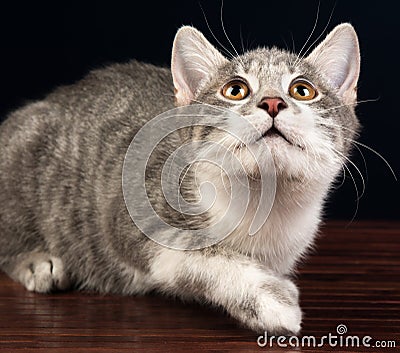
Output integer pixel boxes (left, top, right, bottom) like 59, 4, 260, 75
0, 221, 399, 352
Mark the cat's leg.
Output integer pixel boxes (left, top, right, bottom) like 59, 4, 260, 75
149, 247, 301, 334
2, 252, 70, 293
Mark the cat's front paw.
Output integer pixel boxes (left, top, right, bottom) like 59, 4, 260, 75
16, 253, 70, 293
233, 278, 302, 335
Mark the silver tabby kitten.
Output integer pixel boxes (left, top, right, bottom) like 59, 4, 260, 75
0, 24, 360, 334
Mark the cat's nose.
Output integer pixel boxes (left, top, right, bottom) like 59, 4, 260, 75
257, 97, 288, 118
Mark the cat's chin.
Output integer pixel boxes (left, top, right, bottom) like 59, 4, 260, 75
228, 136, 307, 181
262, 135, 303, 170
241, 140, 313, 182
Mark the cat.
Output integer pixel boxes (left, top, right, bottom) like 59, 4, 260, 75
0, 23, 360, 334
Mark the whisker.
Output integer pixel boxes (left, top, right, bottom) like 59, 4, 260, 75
223, 139, 240, 192
199, 3, 236, 60
352, 143, 369, 184
296, 1, 337, 64
333, 148, 366, 200
293, 1, 320, 67
298, 136, 313, 184
317, 97, 380, 113
340, 157, 360, 222
220, 0, 245, 67
220, 147, 233, 195
335, 163, 347, 189
317, 119, 359, 136
344, 139, 398, 181
198, 135, 230, 160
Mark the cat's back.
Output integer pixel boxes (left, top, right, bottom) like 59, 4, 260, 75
0, 60, 174, 212
0, 60, 173, 137
47, 60, 174, 123
0, 60, 174, 174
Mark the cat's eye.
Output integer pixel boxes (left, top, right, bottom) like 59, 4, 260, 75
221, 80, 250, 100
289, 79, 317, 101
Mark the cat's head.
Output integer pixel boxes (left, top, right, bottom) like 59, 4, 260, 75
171, 24, 360, 182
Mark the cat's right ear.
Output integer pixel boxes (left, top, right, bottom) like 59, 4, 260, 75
305, 23, 360, 105
171, 26, 227, 106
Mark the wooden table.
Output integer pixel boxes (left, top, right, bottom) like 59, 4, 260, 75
0, 221, 399, 352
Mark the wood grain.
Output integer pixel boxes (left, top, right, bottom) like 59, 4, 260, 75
0, 221, 399, 352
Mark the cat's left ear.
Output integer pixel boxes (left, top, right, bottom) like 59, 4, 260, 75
172, 26, 228, 105
306, 23, 360, 104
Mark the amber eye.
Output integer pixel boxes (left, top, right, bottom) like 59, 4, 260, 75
289, 79, 317, 101
222, 80, 250, 100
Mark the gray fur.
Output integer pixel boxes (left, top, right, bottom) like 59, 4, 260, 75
0, 61, 173, 292
0, 24, 360, 333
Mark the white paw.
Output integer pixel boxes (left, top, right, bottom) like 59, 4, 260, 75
22, 255, 69, 293
233, 277, 302, 334
252, 294, 302, 335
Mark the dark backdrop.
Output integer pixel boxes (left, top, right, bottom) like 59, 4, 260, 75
0, 1, 398, 220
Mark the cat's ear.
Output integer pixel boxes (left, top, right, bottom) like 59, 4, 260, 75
306, 23, 360, 104
171, 26, 228, 105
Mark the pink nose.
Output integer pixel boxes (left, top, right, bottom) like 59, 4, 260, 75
258, 97, 287, 118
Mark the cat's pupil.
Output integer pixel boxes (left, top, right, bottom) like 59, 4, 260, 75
230, 85, 242, 96
296, 85, 309, 97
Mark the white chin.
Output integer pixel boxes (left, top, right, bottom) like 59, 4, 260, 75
232, 137, 309, 179
263, 138, 306, 177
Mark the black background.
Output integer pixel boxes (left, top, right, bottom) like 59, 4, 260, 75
0, 1, 398, 220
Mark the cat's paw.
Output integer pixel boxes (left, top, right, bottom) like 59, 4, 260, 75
19, 253, 70, 293
233, 277, 302, 335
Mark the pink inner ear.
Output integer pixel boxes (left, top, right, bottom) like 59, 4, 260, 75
171, 26, 228, 107
306, 24, 360, 103
174, 86, 192, 106
171, 51, 193, 106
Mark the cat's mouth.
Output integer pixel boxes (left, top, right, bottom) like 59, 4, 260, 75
260, 127, 291, 144
259, 126, 304, 150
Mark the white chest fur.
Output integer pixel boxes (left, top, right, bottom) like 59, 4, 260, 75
210, 178, 329, 274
